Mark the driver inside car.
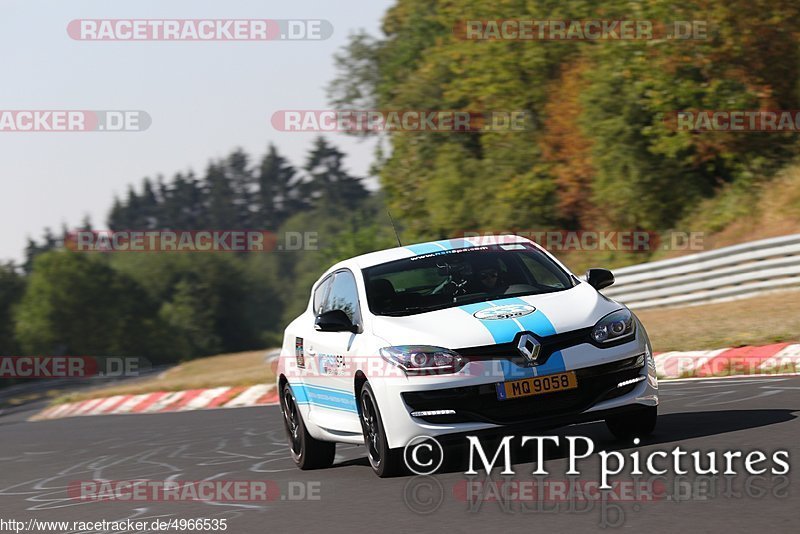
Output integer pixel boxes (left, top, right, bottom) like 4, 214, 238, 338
473, 258, 509, 295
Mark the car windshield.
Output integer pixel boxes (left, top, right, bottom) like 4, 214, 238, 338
362, 244, 575, 316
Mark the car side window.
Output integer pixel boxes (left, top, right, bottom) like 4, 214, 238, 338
313, 275, 333, 315
323, 270, 361, 325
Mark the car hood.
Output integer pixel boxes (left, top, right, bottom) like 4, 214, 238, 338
369, 282, 622, 349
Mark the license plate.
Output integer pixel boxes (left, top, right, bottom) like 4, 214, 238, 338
495, 371, 578, 401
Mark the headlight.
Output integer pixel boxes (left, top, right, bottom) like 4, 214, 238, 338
379, 346, 464, 375
591, 309, 635, 344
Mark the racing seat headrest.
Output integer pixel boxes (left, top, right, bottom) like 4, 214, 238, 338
369, 278, 396, 302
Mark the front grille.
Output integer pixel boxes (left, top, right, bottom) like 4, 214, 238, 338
456, 327, 593, 368
455, 325, 636, 369
402, 354, 645, 425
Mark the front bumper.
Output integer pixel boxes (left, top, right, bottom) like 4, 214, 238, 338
369, 334, 659, 449
402, 353, 646, 424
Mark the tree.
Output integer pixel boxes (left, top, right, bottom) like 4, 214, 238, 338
158, 278, 222, 358
124, 185, 142, 227
22, 227, 60, 274
328, 0, 800, 238
540, 58, 596, 229
0, 263, 25, 355
225, 149, 257, 228
108, 196, 127, 230
8, 139, 387, 367
14, 251, 163, 358
140, 177, 160, 229
302, 137, 368, 213
171, 171, 205, 229
256, 144, 305, 229
204, 162, 239, 229
328, 30, 382, 129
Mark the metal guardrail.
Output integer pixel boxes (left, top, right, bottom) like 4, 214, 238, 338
603, 234, 800, 309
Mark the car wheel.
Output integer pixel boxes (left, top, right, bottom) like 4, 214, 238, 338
605, 405, 657, 440
280, 382, 336, 470
359, 382, 403, 477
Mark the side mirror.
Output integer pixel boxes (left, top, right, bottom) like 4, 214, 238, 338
586, 268, 615, 291
315, 309, 358, 333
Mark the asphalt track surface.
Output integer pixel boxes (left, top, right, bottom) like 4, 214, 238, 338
1, 376, 798, 533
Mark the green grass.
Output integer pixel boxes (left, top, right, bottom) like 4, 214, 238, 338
637, 292, 800, 352
52, 349, 275, 405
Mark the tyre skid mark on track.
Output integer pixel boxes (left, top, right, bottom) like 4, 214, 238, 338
0, 428, 292, 515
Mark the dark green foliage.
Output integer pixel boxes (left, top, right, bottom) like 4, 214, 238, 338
14, 140, 384, 365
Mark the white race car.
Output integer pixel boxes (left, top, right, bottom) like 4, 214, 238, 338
277, 235, 658, 476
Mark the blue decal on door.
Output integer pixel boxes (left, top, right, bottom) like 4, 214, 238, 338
291, 384, 357, 413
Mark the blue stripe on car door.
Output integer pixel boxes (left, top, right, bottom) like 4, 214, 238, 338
291, 384, 357, 413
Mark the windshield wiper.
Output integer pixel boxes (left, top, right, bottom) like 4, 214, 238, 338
379, 302, 459, 316
379, 307, 427, 316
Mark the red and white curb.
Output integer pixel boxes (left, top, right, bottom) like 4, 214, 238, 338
654, 342, 800, 379
32, 384, 278, 421
31, 343, 800, 421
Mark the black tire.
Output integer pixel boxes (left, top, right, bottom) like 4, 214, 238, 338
359, 382, 404, 477
280, 382, 336, 470
606, 405, 657, 440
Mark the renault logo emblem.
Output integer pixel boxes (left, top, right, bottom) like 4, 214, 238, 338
517, 333, 541, 365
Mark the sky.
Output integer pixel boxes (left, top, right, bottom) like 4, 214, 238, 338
0, 0, 392, 263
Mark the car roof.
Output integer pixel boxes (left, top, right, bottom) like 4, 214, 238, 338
336, 234, 538, 272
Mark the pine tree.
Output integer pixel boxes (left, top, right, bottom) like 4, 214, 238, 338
108, 196, 127, 230
302, 137, 368, 213
140, 178, 160, 229
225, 149, 256, 229
257, 144, 304, 229
22, 228, 60, 274
204, 162, 238, 229
124, 185, 141, 228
